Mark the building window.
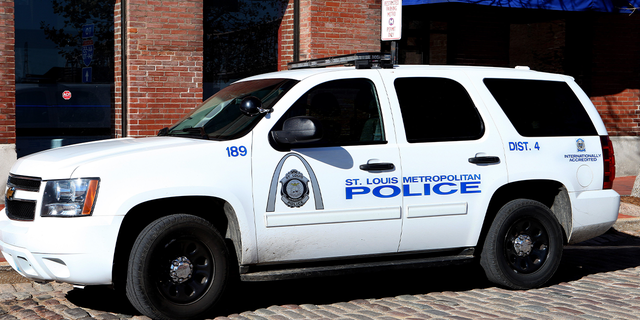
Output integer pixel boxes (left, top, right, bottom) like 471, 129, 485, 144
15, 0, 114, 157
203, 0, 286, 99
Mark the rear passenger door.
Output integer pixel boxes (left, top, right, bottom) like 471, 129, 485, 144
381, 70, 508, 252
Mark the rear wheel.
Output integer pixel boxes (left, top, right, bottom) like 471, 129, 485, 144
480, 199, 563, 289
126, 214, 229, 320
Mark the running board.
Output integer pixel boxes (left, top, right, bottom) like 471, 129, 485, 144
240, 248, 475, 282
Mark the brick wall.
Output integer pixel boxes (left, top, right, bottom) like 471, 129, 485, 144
278, 1, 296, 70
115, 0, 203, 137
0, 0, 14, 144
591, 90, 640, 137
279, 0, 382, 70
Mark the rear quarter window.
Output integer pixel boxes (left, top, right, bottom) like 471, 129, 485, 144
484, 79, 597, 137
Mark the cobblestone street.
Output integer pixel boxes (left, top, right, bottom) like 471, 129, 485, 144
0, 227, 639, 320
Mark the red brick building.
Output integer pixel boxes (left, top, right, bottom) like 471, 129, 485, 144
1, 0, 639, 200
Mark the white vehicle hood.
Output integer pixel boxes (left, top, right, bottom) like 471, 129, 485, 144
10, 137, 210, 180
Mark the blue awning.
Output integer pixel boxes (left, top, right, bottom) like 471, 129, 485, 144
403, 0, 640, 13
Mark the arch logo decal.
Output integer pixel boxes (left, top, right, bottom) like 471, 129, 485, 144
266, 153, 324, 212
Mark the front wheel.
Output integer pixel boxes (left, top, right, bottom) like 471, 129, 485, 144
126, 214, 230, 320
480, 199, 563, 289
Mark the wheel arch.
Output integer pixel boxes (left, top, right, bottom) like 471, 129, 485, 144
111, 196, 244, 289
478, 179, 572, 253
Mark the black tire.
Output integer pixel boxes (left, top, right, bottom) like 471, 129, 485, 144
126, 214, 229, 320
480, 199, 563, 289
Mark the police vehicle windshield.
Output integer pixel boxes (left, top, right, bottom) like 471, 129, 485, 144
165, 78, 297, 140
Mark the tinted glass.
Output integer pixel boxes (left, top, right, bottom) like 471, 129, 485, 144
15, 0, 114, 157
203, 0, 286, 99
271, 78, 385, 148
395, 77, 484, 142
484, 79, 597, 137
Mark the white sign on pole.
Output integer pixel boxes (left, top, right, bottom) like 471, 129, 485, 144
381, 0, 402, 41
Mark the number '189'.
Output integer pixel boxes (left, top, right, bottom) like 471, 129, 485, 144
226, 146, 247, 157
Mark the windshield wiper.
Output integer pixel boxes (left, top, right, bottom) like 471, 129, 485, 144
158, 126, 209, 140
181, 127, 210, 140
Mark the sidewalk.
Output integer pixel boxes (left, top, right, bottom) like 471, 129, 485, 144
613, 175, 636, 196
0, 204, 5, 263
612, 176, 640, 235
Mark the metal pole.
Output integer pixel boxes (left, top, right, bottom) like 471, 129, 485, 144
391, 41, 398, 65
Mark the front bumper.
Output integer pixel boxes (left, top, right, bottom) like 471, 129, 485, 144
0, 208, 123, 285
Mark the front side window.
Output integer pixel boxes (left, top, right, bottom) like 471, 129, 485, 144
167, 79, 297, 140
271, 78, 386, 149
484, 79, 597, 137
395, 77, 484, 143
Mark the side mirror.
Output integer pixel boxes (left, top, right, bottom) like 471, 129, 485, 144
272, 116, 323, 144
239, 96, 271, 116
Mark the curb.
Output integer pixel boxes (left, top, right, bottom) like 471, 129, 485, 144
0, 261, 12, 272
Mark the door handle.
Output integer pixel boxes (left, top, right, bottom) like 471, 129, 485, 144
468, 156, 500, 164
359, 162, 395, 171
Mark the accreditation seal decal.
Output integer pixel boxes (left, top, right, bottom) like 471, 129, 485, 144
280, 169, 310, 208
576, 138, 586, 152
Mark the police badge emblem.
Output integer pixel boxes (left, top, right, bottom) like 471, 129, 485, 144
576, 138, 586, 152
280, 169, 310, 208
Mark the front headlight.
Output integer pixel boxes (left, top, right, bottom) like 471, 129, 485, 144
41, 178, 100, 217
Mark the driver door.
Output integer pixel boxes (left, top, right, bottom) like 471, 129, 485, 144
251, 73, 403, 263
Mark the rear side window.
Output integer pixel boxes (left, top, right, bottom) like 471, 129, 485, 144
395, 77, 484, 143
484, 79, 597, 137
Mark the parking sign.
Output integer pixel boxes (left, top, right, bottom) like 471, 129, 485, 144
381, 0, 402, 41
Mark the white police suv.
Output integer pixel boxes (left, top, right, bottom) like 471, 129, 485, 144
1, 53, 620, 320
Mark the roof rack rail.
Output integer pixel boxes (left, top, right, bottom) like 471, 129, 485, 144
288, 52, 393, 70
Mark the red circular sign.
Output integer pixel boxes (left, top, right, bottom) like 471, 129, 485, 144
62, 90, 72, 100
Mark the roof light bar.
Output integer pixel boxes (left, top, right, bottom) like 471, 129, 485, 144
288, 52, 393, 70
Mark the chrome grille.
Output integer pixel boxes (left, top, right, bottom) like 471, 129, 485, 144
6, 199, 36, 221
8, 175, 42, 192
